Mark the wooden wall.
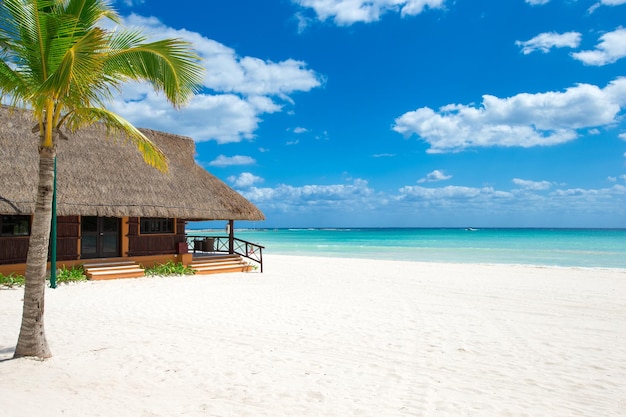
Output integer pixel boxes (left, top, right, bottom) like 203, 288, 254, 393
1, 216, 187, 266
0, 236, 29, 265
0, 216, 79, 265
126, 217, 187, 257
57, 216, 80, 260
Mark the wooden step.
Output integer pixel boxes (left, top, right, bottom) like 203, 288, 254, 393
192, 254, 240, 261
84, 261, 145, 281
193, 265, 253, 275
87, 269, 145, 280
192, 261, 251, 271
190, 255, 253, 275
85, 264, 142, 272
83, 260, 137, 268
191, 259, 246, 268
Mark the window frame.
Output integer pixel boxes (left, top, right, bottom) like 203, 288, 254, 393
0, 215, 31, 237
139, 217, 175, 235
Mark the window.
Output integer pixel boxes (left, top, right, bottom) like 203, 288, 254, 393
1, 215, 31, 237
140, 218, 174, 234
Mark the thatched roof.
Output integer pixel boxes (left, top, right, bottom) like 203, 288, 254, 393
0, 106, 265, 221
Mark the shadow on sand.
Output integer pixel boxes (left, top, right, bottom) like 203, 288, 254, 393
0, 346, 16, 362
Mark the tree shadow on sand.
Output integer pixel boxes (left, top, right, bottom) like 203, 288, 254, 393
0, 346, 16, 362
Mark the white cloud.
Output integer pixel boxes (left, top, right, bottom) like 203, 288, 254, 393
241, 179, 378, 212
315, 131, 331, 141
525, 0, 550, 5
239, 176, 626, 226
123, 15, 323, 96
418, 169, 452, 183
516, 32, 581, 55
619, 132, 626, 141
551, 184, 626, 197
512, 178, 553, 191
208, 155, 256, 167
105, 15, 323, 144
572, 27, 626, 66
398, 185, 513, 201
110, 88, 273, 144
292, 0, 446, 26
393, 78, 626, 153
393, 182, 625, 218
119, 0, 143, 6
228, 172, 264, 188
593, 0, 626, 7
295, 12, 313, 33
293, 127, 309, 134
588, 3, 601, 13
589, 1, 626, 13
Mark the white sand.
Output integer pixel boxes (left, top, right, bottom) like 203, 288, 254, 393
1, 255, 626, 417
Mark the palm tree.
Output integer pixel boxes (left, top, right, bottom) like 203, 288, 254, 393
0, 0, 204, 358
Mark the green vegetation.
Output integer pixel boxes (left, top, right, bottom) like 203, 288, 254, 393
55, 265, 87, 284
0, 273, 25, 288
143, 261, 195, 277
1, 265, 87, 288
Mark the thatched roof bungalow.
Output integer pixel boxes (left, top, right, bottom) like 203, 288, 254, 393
0, 106, 264, 274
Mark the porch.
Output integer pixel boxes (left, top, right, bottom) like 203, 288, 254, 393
186, 234, 265, 273
0, 234, 265, 281
81, 234, 264, 280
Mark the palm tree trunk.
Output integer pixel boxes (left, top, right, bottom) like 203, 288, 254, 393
14, 146, 55, 359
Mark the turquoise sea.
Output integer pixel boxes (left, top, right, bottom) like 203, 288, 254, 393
188, 228, 626, 269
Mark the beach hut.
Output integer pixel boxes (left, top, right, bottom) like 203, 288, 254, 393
0, 106, 265, 278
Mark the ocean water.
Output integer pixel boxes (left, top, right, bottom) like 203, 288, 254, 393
188, 228, 626, 269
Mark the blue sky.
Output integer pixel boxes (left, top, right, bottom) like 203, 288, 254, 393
110, 0, 626, 228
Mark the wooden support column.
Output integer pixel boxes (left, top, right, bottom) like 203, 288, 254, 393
121, 217, 129, 257
228, 220, 234, 254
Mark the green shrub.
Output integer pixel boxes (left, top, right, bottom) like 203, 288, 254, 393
0, 265, 87, 288
0, 273, 25, 288
55, 265, 87, 284
143, 261, 195, 277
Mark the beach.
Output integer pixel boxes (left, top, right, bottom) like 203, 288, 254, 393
1, 255, 625, 417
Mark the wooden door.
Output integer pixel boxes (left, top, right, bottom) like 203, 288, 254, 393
81, 217, 120, 259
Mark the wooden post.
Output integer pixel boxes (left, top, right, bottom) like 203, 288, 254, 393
228, 220, 234, 254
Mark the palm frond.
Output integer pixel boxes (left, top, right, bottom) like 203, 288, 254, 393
0, 61, 26, 101
104, 35, 204, 108
39, 27, 107, 99
1, 0, 203, 168
63, 0, 119, 26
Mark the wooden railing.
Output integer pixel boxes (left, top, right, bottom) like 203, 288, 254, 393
186, 235, 265, 273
